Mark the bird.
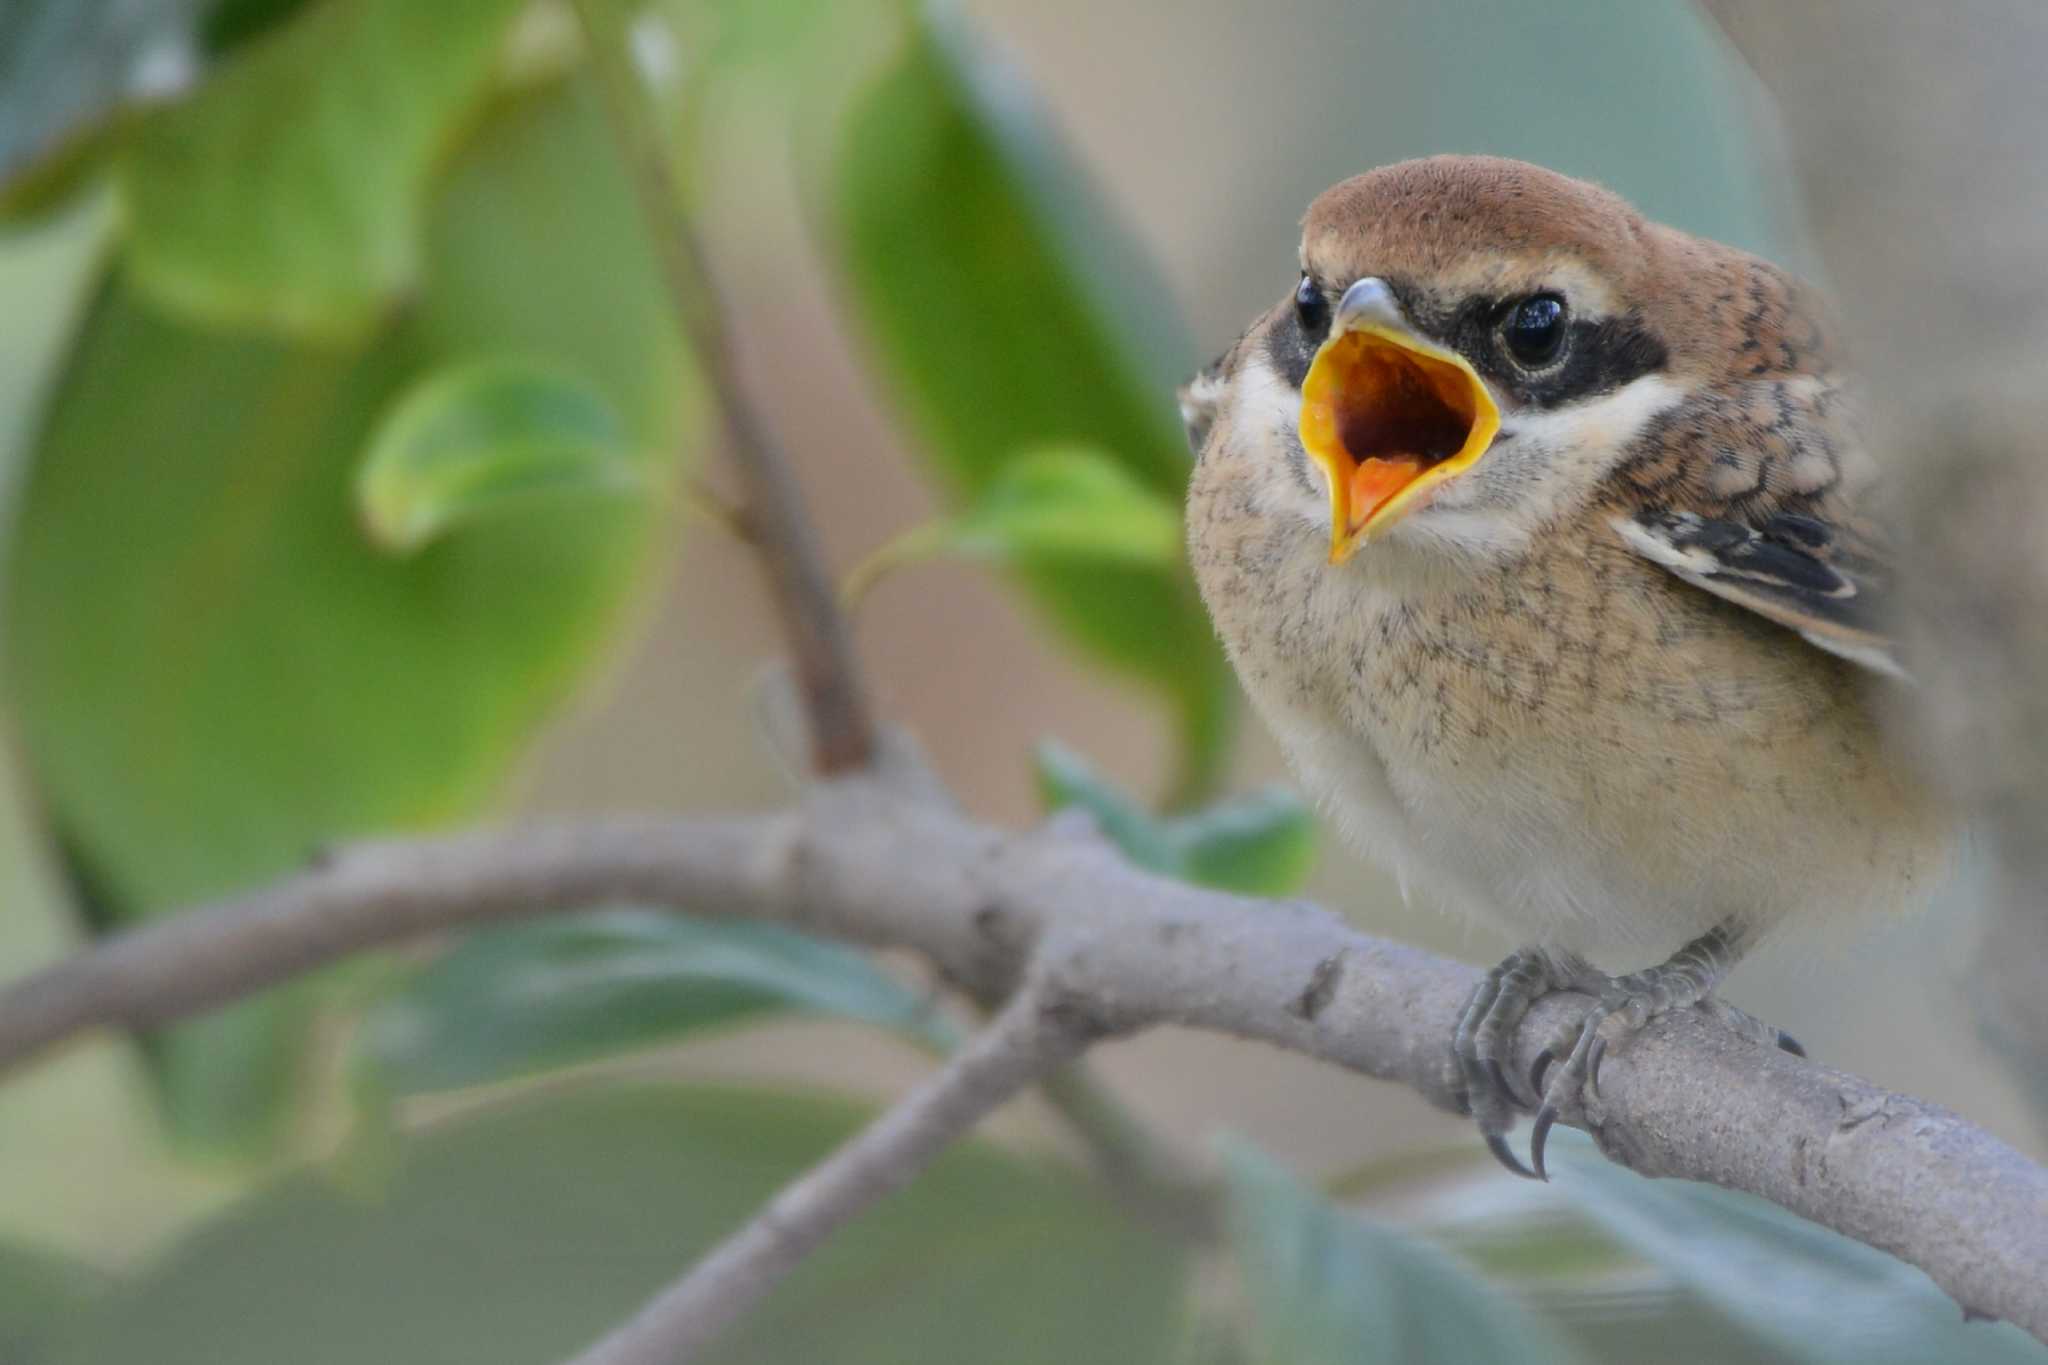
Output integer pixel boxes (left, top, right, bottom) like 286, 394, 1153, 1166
1179, 155, 1948, 1179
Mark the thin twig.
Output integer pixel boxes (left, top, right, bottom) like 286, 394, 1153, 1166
2, 785, 2042, 1344
680, 476, 760, 549
571, 4, 1206, 1256
565, 986, 1090, 1365
576, 0, 875, 774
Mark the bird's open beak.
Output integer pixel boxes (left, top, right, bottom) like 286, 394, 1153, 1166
1299, 278, 1501, 563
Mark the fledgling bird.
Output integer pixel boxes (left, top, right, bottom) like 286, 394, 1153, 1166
1180, 156, 1947, 1178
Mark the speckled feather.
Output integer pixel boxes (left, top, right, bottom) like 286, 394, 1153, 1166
1183, 157, 1945, 959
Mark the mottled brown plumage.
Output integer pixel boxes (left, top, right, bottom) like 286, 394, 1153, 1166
1182, 156, 1946, 1176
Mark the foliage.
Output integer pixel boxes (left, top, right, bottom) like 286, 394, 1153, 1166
355, 358, 648, 554
356, 907, 958, 1099
829, 10, 1234, 804
1221, 1139, 1580, 1365
1034, 740, 1317, 896
5, 72, 687, 1154
46, 1085, 1190, 1365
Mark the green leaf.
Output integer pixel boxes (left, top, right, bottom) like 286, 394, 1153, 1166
0, 1240, 108, 1364
1220, 1139, 1584, 1365
1035, 741, 1317, 896
4, 78, 694, 1155
1172, 789, 1322, 896
356, 358, 647, 554
944, 446, 1183, 564
115, 0, 530, 340
1035, 738, 1181, 870
51, 1084, 1189, 1365
360, 909, 958, 1097
1548, 1133, 2048, 1364
830, 10, 1232, 804
847, 445, 1183, 602
198, 0, 325, 55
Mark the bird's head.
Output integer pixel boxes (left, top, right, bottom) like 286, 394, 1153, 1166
1184, 156, 1785, 567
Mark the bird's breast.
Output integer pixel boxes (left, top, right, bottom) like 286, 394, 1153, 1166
1192, 516, 1940, 955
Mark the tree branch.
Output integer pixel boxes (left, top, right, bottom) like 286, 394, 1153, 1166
2, 782, 2042, 1345
577, 0, 875, 774
566, 985, 1091, 1365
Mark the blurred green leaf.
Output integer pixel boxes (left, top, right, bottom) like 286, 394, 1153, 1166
198, 0, 323, 54
0, 116, 131, 225
3, 78, 692, 1155
1035, 738, 1180, 871
0, 0, 342, 220
847, 445, 1183, 602
0, 0, 196, 219
830, 10, 1231, 804
0, 1241, 108, 1365
357, 358, 647, 554
1173, 792, 1322, 896
1220, 1139, 1583, 1365
1550, 1133, 2048, 1363
52, 1084, 1188, 1365
116, 0, 528, 340
930, 445, 1184, 565
360, 909, 958, 1097
1035, 741, 1317, 896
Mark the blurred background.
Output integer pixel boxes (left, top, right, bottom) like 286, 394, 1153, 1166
1, 1, 2041, 1361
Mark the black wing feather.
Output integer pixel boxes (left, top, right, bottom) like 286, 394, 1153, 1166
1614, 508, 1907, 680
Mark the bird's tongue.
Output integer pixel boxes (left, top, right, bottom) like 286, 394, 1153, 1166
1346, 456, 1427, 535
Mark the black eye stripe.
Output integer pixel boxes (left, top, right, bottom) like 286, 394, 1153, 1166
1437, 293, 1668, 409
1294, 274, 1332, 345
1266, 296, 1317, 388
1523, 314, 1668, 408
1262, 277, 1666, 405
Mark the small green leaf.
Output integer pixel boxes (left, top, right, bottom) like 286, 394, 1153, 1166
1034, 738, 1181, 872
52, 1085, 1189, 1365
356, 359, 647, 554
1549, 1132, 2048, 1364
846, 445, 1181, 602
830, 10, 1232, 803
1172, 788, 1320, 897
1220, 1139, 1584, 1365
948, 446, 1182, 564
360, 909, 958, 1097
1035, 741, 1318, 896
115, 0, 529, 340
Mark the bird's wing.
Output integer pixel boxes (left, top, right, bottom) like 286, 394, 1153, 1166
1611, 506, 1908, 681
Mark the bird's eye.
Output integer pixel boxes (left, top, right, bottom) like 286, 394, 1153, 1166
1502, 293, 1567, 367
1295, 274, 1330, 338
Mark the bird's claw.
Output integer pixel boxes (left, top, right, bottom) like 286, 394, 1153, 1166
1453, 928, 1793, 1180
1529, 1104, 1560, 1181
1486, 1131, 1536, 1181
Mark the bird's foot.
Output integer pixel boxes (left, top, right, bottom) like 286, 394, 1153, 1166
1454, 926, 1800, 1180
